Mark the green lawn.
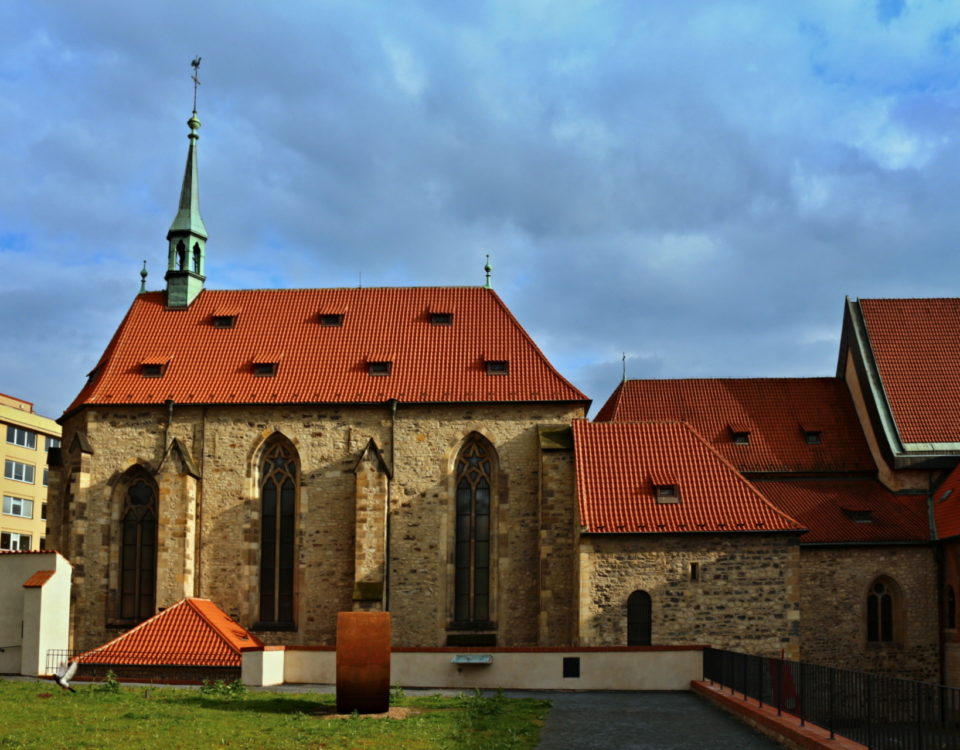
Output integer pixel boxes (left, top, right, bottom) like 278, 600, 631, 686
0, 678, 549, 749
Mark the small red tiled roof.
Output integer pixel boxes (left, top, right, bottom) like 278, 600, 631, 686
75, 598, 263, 667
573, 421, 804, 534
22, 570, 54, 587
753, 479, 929, 544
64, 288, 587, 415
595, 378, 874, 473
933, 462, 960, 540
859, 298, 960, 444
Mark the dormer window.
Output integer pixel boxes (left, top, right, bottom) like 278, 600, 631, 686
485, 360, 509, 375
844, 509, 874, 524
804, 430, 822, 445
212, 315, 236, 329
140, 359, 168, 378
653, 484, 680, 504
368, 361, 392, 376
253, 362, 278, 377
731, 431, 750, 445
319, 314, 344, 327
429, 312, 454, 326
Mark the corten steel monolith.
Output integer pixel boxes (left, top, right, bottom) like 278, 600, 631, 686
335, 611, 391, 714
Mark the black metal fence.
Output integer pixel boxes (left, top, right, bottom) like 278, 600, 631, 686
45, 649, 241, 684
703, 648, 960, 750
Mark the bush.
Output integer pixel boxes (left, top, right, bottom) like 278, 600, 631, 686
199, 679, 248, 700
94, 670, 121, 694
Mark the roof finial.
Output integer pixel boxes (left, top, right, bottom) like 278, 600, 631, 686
484, 254, 492, 289
622, 352, 627, 382
188, 57, 202, 136
139, 260, 148, 294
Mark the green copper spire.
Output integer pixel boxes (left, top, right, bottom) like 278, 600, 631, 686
165, 58, 207, 308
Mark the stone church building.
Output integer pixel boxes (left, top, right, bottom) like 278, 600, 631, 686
45, 108, 960, 686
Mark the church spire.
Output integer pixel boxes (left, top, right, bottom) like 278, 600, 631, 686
165, 58, 208, 308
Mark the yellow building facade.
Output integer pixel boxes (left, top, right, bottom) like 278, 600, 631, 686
1, 393, 60, 551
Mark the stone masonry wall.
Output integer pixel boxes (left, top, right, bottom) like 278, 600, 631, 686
799, 545, 939, 681
51, 400, 584, 651
537, 445, 578, 646
579, 533, 801, 658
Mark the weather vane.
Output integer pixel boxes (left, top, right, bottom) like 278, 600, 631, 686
191, 56, 202, 112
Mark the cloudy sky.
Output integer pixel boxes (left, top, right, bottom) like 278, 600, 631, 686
3, 0, 960, 418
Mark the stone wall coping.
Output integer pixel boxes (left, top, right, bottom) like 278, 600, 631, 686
248, 644, 708, 653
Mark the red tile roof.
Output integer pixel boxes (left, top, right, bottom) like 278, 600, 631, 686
64, 288, 587, 415
572, 421, 804, 534
933, 462, 960, 540
595, 378, 874, 474
753, 479, 929, 544
75, 598, 263, 667
858, 298, 960, 444
22, 570, 55, 587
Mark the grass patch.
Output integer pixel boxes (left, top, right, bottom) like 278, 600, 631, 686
0, 679, 549, 749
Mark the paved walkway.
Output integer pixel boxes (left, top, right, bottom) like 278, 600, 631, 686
520, 690, 782, 750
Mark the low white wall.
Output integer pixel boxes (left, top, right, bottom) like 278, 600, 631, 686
241, 648, 286, 687
242, 647, 703, 691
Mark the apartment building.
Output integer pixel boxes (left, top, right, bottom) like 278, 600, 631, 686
1, 393, 60, 551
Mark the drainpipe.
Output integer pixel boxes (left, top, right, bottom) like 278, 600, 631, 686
386, 398, 398, 613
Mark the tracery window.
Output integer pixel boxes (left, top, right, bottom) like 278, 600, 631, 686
119, 478, 157, 621
627, 590, 652, 646
867, 577, 898, 644
259, 438, 298, 626
454, 435, 494, 624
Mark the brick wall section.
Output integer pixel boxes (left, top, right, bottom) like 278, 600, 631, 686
537, 441, 578, 646
352, 446, 388, 611
799, 545, 939, 681
579, 533, 801, 657
49, 401, 584, 651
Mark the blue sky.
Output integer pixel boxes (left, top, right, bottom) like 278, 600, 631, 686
3, 0, 960, 418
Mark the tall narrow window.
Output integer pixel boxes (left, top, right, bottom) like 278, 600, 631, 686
947, 585, 957, 630
176, 240, 186, 270
119, 478, 157, 621
627, 590, 652, 646
867, 578, 897, 644
259, 439, 298, 626
192, 243, 201, 273
454, 435, 494, 624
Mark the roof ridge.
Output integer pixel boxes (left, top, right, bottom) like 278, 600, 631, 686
676, 421, 805, 531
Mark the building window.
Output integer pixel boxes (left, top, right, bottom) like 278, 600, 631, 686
627, 590, 652, 646
6, 426, 36, 449
454, 434, 495, 625
429, 312, 454, 326
485, 360, 509, 375
689, 562, 701, 582
0, 532, 31, 551
42, 468, 48, 487
119, 477, 158, 621
41, 502, 47, 520
44, 436, 61, 452
368, 361, 392, 376
947, 585, 957, 630
319, 314, 344, 326
804, 430, 822, 445
39, 537, 46, 551
259, 437, 298, 626
212, 315, 236, 328
3, 495, 33, 519
866, 578, 898, 644
253, 362, 278, 377
192, 243, 202, 274
141, 363, 166, 377
4, 460, 35, 484
654, 484, 680, 504
176, 240, 186, 270
731, 431, 750, 445
844, 509, 874, 524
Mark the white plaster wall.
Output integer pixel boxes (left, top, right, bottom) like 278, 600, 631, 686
0, 552, 71, 676
242, 647, 703, 691
241, 648, 286, 687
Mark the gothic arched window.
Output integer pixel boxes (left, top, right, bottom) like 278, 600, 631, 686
259, 438, 298, 626
119, 477, 157, 621
176, 240, 186, 270
454, 435, 495, 624
867, 577, 899, 644
627, 590, 652, 646
192, 243, 201, 274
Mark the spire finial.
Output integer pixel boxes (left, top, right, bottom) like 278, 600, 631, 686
484, 254, 492, 289
139, 260, 148, 294
622, 352, 627, 382
188, 57, 202, 137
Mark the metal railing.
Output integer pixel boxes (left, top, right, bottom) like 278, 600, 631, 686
45, 649, 239, 674
703, 648, 960, 750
